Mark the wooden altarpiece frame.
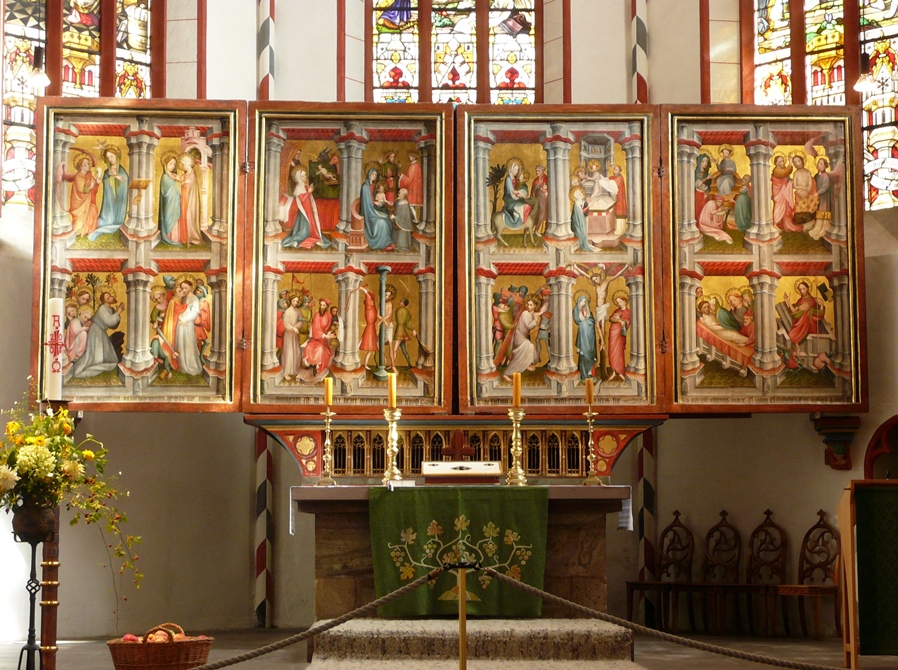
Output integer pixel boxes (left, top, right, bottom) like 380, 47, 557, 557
662, 105, 867, 414
243, 103, 453, 415
456, 105, 666, 416
31, 98, 245, 411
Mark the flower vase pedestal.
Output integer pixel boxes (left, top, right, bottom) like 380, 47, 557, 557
12, 502, 59, 670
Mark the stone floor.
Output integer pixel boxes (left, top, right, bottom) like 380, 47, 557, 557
2, 629, 897, 669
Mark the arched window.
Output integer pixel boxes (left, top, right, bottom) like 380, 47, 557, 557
746, 1, 898, 210
368, 0, 541, 104
2, 0, 165, 206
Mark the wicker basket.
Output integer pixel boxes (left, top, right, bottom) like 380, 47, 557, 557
107, 623, 214, 670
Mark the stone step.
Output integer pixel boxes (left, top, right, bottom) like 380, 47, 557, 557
309, 661, 650, 670
311, 619, 634, 662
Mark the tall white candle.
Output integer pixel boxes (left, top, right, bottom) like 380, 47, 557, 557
46, 297, 64, 401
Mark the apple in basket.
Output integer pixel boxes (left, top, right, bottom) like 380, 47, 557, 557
121, 634, 140, 643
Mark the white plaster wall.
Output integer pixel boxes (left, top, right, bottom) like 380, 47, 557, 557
165, 0, 198, 99
648, 0, 701, 103
205, 0, 257, 101
543, 0, 565, 104
569, 0, 630, 104
274, 0, 337, 101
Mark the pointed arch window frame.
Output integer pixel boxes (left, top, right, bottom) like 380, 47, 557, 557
364, 0, 545, 105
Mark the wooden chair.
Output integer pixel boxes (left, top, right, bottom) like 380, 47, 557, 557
773, 510, 842, 639
670, 510, 742, 634
626, 510, 695, 631
743, 509, 788, 636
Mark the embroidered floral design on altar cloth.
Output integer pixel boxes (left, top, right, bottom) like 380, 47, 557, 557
387, 513, 534, 600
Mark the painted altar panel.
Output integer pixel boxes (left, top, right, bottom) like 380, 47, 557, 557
32, 99, 243, 410
668, 107, 866, 410
246, 104, 452, 414
457, 107, 659, 413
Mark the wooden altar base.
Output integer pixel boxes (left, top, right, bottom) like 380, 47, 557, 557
293, 485, 629, 621
308, 618, 647, 669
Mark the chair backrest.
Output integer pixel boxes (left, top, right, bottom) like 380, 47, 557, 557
797, 509, 841, 585
701, 510, 741, 583
746, 509, 788, 585
658, 510, 695, 583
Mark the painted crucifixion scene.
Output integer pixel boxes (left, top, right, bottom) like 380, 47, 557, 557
39, 107, 238, 404
672, 113, 861, 405
462, 112, 654, 408
252, 110, 447, 409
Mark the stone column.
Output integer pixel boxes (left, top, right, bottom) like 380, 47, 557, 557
50, 121, 77, 241
827, 139, 848, 244
334, 269, 364, 370
260, 268, 283, 371
674, 128, 701, 242
417, 132, 437, 238
335, 122, 370, 241
415, 268, 437, 369
744, 128, 780, 245
546, 272, 577, 374
474, 269, 497, 376
829, 272, 853, 374
123, 119, 160, 239
471, 124, 495, 243
207, 120, 232, 242
120, 270, 156, 376
264, 123, 286, 239
621, 121, 644, 242
206, 272, 229, 376
542, 124, 575, 241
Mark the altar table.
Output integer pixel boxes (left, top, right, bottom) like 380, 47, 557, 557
292, 484, 630, 620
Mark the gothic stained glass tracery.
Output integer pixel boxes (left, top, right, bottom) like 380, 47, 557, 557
371, 0, 538, 104
62, 0, 101, 97
754, 0, 793, 104
805, 0, 845, 106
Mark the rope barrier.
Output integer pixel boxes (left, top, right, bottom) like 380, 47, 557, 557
190, 562, 844, 670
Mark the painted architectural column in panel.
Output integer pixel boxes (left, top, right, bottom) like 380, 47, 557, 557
678, 270, 703, 374
264, 123, 286, 239
206, 272, 229, 377
542, 124, 574, 241
546, 270, 576, 375
50, 122, 77, 239
260, 267, 283, 372
120, 270, 156, 379
207, 122, 231, 242
829, 269, 852, 379
471, 124, 495, 243
625, 271, 647, 379
414, 267, 436, 369
123, 121, 160, 239
744, 130, 780, 245
334, 268, 363, 371
335, 122, 369, 240
621, 122, 644, 243
474, 267, 497, 377
417, 131, 437, 238
675, 129, 701, 240
746, 267, 782, 374
827, 138, 848, 245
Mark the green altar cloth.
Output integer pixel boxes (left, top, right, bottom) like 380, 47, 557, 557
369, 486, 548, 618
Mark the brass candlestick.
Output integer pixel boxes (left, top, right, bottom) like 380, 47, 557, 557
582, 407, 603, 486
506, 407, 527, 486
317, 408, 336, 486
382, 407, 403, 485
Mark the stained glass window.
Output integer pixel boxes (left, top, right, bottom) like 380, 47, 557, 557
115, 0, 152, 98
1, 0, 161, 208
2, 0, 45, 205
805, 0, 845, 106
489, 0, 535, 104
754, 0, 793, 104
373, 0, 420, 103
371, 0, 538, 104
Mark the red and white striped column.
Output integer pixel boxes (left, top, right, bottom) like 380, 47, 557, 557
254, 429, 273, 627
635, 427, 657, 626
257, 0, 276, 100
631, 0, 648, 103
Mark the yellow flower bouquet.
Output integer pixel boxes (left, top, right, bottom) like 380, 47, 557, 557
0, 394, 142, 588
